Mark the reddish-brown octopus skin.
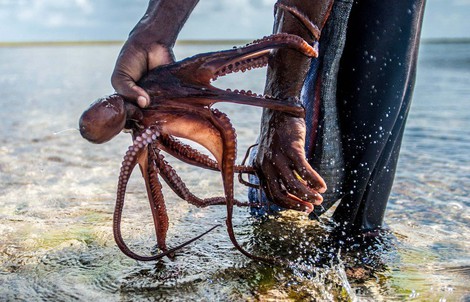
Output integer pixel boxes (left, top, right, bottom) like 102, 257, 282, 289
79, 94, 126, 144
79, 29, 323, 263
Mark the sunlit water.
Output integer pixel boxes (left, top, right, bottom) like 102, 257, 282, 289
0, 42, 469, 301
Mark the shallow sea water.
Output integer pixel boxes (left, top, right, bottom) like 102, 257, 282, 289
0, 42, 469, 301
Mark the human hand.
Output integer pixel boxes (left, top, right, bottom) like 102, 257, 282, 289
255, 110, 326, 213
111, 37, 174, 108
111, 0, 200, 108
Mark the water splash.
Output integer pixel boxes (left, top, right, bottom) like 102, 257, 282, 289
53, 128, 80, 135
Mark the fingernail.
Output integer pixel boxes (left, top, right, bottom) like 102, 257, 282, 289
137, 96, 148, 108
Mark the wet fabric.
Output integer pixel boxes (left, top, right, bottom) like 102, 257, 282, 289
250, 0, 426, 232
303, 0, 353, 213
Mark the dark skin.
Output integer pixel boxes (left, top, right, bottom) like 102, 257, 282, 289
112, 0, 331, 209
112, 0, 198, 108
257, 0, 332, 207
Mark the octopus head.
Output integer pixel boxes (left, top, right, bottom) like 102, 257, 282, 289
79, 94, 127, 144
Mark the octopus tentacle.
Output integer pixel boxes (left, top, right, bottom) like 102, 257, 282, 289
154, 150, 249, 207
159, 133, 255, 174
114, 127, 220, 261
158, 134, 219, 171
247, 32, 316, 56
275, 3, 322, 40
145, 145, 170, 253
180, 33, 318, 79
210, 109, 277, 263
238, 143, 261, 189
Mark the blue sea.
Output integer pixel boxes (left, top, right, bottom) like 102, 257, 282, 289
0, 41, 469, 301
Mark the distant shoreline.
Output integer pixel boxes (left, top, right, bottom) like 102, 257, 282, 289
0, 38, 469, 48
0, 40, 251, 48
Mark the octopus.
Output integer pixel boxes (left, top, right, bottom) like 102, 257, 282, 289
79, 5, 321, 263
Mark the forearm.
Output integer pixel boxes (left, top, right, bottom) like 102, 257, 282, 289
256, 1, 333, 203
265, 0, 334, 100
130, 0, 199, 47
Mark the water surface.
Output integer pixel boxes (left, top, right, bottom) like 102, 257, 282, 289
0, 42, 469, 301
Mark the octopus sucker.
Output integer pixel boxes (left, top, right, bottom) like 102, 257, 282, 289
113, 127, 226, 261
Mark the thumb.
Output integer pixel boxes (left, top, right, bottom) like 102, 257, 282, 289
111, 69, 150, 108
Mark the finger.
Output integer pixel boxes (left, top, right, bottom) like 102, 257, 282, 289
288, 154, 327, 193
273, 157, 323, 205
134, 86, 151, 108
111, 69, 150, 108
111, 45, 150, 107
260, 163, 314, 213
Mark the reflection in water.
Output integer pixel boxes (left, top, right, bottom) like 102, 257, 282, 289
0, 42, 469, 301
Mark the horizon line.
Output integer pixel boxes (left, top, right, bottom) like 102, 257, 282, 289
0, 39, 251, 48
1, 37, 469, 48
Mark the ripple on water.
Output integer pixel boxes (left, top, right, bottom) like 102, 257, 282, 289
27, 244, 124, 299
119, 263, 183, 292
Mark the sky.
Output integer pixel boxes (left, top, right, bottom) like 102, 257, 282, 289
0, 0, 469, 42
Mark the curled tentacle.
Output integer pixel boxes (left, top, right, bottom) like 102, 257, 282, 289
114, 127, 220, 261
275, 3, 322, 40
154, 150, 250, 207
238, 143, 260, 189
